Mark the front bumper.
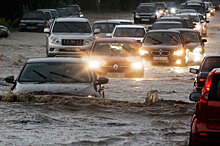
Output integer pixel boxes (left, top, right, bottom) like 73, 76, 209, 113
134, 16, 157, 24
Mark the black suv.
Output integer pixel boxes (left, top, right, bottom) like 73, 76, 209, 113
64, 5, 84, 17
190, 56, 220, 91
133, 3, 157, 24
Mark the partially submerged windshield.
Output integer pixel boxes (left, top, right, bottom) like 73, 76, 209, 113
181, 32, 200, 43
19, 63, 92, 83
144, 32, 181, 45
93, 23, 117, 33
22, 12, 45, 20
114, 28, 145, 37
153, 23, 183, 29
53, 22, 92, 33
93, 42, 138, 56
201, 58, 220, 72
137, 6, 156, 13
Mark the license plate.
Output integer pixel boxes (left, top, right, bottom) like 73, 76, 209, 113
107, 73, 125, 78
142, 19, 149, 21
27, 26, 36, 29
154, 57, 168, 61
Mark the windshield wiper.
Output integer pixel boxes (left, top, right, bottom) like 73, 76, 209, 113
166, 34, 179, 45
146, 36, 163, 44
50, 72, 81, 83
32, 70, 55, 83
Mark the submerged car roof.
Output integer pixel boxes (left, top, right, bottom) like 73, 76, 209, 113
115, 25, 145, 28
95, 38, 137, 43
27, 57, 87, 63
148, 30, 181, 34
55, 17, 89, 22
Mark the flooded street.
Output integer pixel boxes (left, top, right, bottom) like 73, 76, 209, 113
0, 11, 220, 145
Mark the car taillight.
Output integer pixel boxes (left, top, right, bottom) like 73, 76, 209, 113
199, 78, 206, 82
200, 72, 214, 103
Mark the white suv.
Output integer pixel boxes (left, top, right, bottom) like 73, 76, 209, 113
44, 17, 98, 57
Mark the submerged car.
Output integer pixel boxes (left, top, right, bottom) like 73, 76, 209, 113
89, 38, 144, 78
140, 30, 188, 66
190, 56, 220, 92
189, 68, 220, 145
5, 58, 108, 97
112, 25, 146, 42
0, 25, 10, 38
44, 17, 99, 57
171, 28, 207, 62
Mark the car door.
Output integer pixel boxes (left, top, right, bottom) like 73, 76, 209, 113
206, 75, 220, 130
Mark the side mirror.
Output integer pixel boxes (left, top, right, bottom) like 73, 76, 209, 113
206, 20, 210, 23
189, 68, 199, 74
5, 76, 15, 84
106, 33, 112, 37
97, 77, 109, 85
202, 39, 207, 43
44, 28, 50, 34
189, 92, 202, 102
94, 29, 101, 34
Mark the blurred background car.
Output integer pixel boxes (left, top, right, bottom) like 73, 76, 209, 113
166, 2, 177, 15
150, 21, 183, 30
63, 4, 84, 17
0, 25, 10, 38
4, 57, 109, 97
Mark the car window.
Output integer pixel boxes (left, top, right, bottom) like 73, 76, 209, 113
93, 23, 117, 33
182, 4, 205, 13
137, 6, 156, 13
201, 58, 220, 72
114, 28, 145, 37
22, 12, 45, 20
152, 23, 183, 29
92, 42, 139, 56
53, 22, 92, 33
181, 32, 200, 43
209, 75, 220, 101
120, 22, 133, 25
190, 15, 200, 22
144, 32, 181, 45
45, 12, 51, 20
19, 63, 93, 83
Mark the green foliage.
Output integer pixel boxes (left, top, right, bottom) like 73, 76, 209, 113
0, 18, 19, 29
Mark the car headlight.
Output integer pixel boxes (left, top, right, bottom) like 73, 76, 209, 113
80, 14, 84, 17
156, 11, 160, 16
50, 37, 61, 45
193, 47, 203, 53
194, 24, 202, 30
151, 15, 157, 18
171, 8, 176, 14
207, 13, 211, 17
173, 50, 184, 56
159, 10, 164, 14
211, 9, 214, 13
132, 62, 143, 70
85, 37, 95, 45
89, 61, 100, 69
135, 14, 140, 18
140, 50, 148, 56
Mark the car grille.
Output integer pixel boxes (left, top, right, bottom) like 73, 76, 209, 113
151, 51, 170, 56
59, 48, 86, 52
62, 39, 84, 46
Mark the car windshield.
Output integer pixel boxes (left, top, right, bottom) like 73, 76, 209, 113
56, 9, 69, 17
114, 28, 145, 37
93, 42, 139, 56
155, 3, 166, 9
181, 32, 200, 43
22, 12, 45, 20
183, 5, 205, 13
190, 15, 200, 22
137, 6, 156, 13
53, 22, 92, 33
93, 23, 118, 33
144, 32, 181, 45
66, 6, 80, 12
152, 23, 183, 29
19, 63, 93, 83
201, 58, 220, 72
166, 2, 176, 8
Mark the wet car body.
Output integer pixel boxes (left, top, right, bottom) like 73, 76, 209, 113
4, 58, 108, 97
0, 25, 10, 38
89, 38, 144, 78
140, 30, 188, 66
44, 17, 95, 57
133, 3, 157, 24
112, 25, 146, 42
190, 56, 220, 92
189, 68, 220, 146
19, 11, 49, 32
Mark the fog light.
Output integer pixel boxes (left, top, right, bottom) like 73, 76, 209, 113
176, 60, 181, 65
50, 48, 55, 51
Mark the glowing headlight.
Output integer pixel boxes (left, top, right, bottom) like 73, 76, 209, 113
89, 61, 100, 69
194, 24, 201, 30
156, 11, 160, 16
207, 13, 211, 17
80, 14, 84, 17
140, 50, 148, 56
193, 47, 203, 53
159, 10, 164, 14
132, 62, 143, 70
85, 37, 95, 45
171, 8, 176, 14
173, 50, 184, 56
211, 9, 214, 13
50, 37, 60, 45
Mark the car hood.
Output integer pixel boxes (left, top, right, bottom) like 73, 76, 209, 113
51, 33, 93, 40
186, 43, 201, 51
141, 44, 183, 51
13, 82, 99, 97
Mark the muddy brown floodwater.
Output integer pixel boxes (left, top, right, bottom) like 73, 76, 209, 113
0, 11, 220, 145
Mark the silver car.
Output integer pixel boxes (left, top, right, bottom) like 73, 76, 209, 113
44, 18, 99, 57
5, 58, 109, 97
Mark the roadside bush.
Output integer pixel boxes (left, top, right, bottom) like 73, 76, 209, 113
0, 18, 19, 29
